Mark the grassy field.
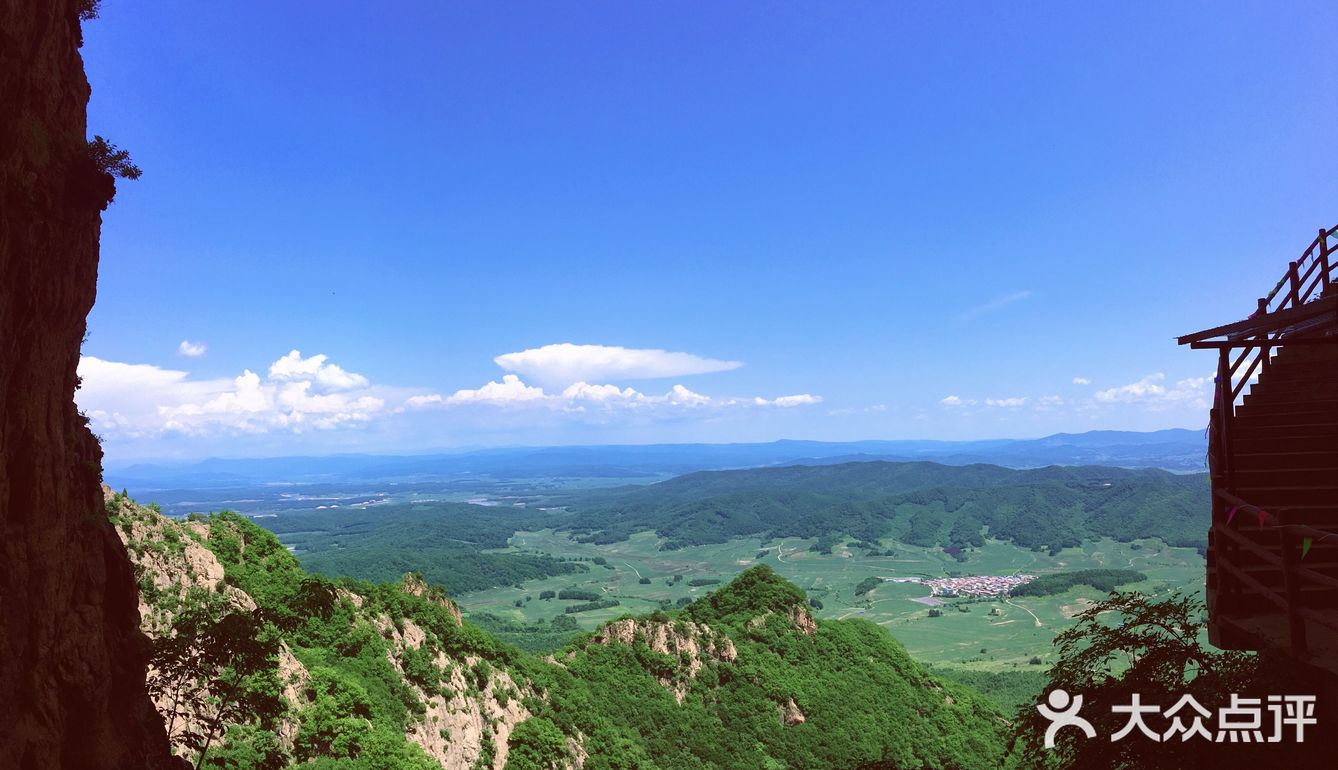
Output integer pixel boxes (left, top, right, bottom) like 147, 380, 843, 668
455, 530, 1205, 670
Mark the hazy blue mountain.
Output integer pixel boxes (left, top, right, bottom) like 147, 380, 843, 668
106, 429, 1205, 492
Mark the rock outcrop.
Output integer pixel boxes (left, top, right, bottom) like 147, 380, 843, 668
0, 3, 174, 768
588, 617, 737, 702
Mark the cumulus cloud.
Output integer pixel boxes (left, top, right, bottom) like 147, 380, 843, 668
494, 343, 742, 387
1072, 377, 1091, 385
444, 373, 550, 406
401, 375, 814, 414
177, 340, 207, 357
940, 395, 965, 407
985, 397, 1029, 408
269, 350, 369, 391
754, 394, 823, 408
77, 351, 385, 438
1094, 373, 1210, 408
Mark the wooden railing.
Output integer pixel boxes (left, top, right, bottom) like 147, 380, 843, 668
1178, 225, 1338, 494
1212, 490, 1338, 657
1177, 224, 1338, 660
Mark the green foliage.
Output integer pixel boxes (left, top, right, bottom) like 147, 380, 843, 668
539, 590, 556, 600
683, 565, 806, 628
565, 600, 619, 614
926, 667, 1048, 712
504, 717, 569, 769
125, 498, 1015, 770
556, 461, 1209, 553
261, 503, 587, 593
87, 135, 142, 180
203, 725, 288, 770
527, 564, 1009, 769
686, 578, 720, 587
1009, 569, 1147, 597
558, 589, 601, 601
468, 613, 580, 654
853, 576, 882, 596
147, 588, 285, 767
1016, 592, 1324, 769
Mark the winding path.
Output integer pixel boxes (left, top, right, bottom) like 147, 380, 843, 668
1005, 597, 1044, 627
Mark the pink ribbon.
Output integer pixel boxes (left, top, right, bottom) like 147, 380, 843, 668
1226, 506, 1238, 525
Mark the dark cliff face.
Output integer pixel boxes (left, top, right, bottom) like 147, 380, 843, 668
0, 2, 173, 768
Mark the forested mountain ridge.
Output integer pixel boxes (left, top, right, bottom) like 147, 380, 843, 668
557, 461, 1210, 553
109, 490, 1011, 769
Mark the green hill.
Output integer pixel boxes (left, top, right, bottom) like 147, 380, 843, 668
558, 461, 1210, 554
111, 493, 1011, 769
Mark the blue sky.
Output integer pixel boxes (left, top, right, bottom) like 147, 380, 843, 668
77, 1, 1338, 460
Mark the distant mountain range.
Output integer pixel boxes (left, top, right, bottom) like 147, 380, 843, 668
105, 429, 1206, 490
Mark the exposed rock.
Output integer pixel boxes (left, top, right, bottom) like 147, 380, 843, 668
746, 604, 818, 637
779, 697, 806, 726
275, 643, 312, 749
0, 3, 174, 767
788, 604, 818, 636
374, 613, 534, 768
590, 618, 737, 702
402, 572, 463, 625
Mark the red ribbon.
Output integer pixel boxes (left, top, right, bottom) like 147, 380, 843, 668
1226, 506, 1238, 525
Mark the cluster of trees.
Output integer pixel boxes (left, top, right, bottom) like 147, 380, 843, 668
564, 599, 620, 614
259, 502, 586, 593
1010, 569, 1147, 597
854, 576, 883, 597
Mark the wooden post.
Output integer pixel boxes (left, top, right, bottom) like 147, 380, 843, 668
1257, 299, 1272, 375
1217, 349, 1234, 493
1321, 228, 1332, 294
1288, 261, 1301, 308
1280, 528, 1309, 658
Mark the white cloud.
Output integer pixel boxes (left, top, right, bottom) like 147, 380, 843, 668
754, 394, 823, 408
1072, 377, 1091, 385
940, 395, 964, 407
494, 343, 742, 387
401, 375, 816, 414
77, 351, 385, 438
985, 396, 1029, 408
444, 374, 550, 406
1094, 374, 1165, 403
269, 350, 369, 392
177, 340, 207, 357
957, 290, 1033, 324
1094, 373, 1211, 409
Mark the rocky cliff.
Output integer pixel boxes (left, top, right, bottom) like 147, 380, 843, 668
0, 2, 173, 767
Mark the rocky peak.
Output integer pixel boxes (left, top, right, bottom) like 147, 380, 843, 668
588, 616, 738, 702
401, 571, 463, 625
1, 4, 174, 767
